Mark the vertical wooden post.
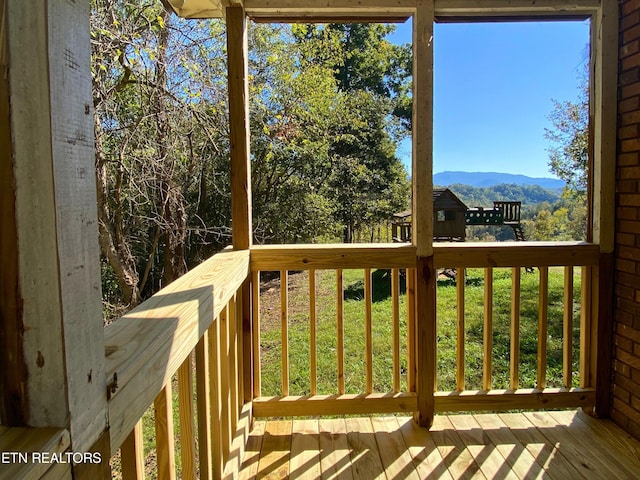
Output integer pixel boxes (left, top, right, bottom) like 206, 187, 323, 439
413, 0, 435, 428
510, 267, 521, 390
483, 268, 493, 391
1, 0, 108, 470
590, 1, 617, 418
227, 5, 254, 414
456, 268, 465, 392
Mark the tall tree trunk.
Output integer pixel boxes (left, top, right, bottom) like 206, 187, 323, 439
154, 11, 186, 285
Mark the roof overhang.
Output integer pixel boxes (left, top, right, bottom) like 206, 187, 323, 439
162, 0, 601, 21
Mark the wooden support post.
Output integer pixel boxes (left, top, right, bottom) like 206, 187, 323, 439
228, 6, 252, 250
413, 0, 435, 428
0, 0, 108, 469
154, 385, 177, 480
590, 0, 617, 418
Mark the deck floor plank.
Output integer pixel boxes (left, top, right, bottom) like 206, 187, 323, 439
256, 420, 292, 480
523, 411, 622, 479
345, 417, 386, 480
371, 416, 421, 480
318, 418, 354, 480
575, 409, 640, 465
499, 412, 586, 480
546, 410, 640, 480
397, 416, 453, 479
290, 419, 321, 480
448, 414, 519, 480
473, 413, 548, 480
238, 420, 266, 480
238, 411, 640, 480
431, 415, 487, 479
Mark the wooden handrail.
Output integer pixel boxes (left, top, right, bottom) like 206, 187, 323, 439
105, 248, 250, 454
433, 241, 599, 268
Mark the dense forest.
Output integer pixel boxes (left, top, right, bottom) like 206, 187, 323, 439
93, 1, 586, 314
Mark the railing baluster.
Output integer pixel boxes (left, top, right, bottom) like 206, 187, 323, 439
510, 267, 521, 390
229, 294, 240, 433
407, 268, 416, 393
392, 268, 401, 393
580, 266, 593, 388
154, 384, 176, 480
365, 268, 373, 394
196, 333, 212, 480
252, 271, 261, 398
538, 266, 549, 390
121, 421, 144, 480
220, 305, 232, 465
208, 315, 223, 478
564, 266, 574, 388
483, 268, 493, 391
337, 269, 345, 395
178, 354, 196, 480
456, 268, 465, 392
310, 269, 317, 395
281, 270, 289, 396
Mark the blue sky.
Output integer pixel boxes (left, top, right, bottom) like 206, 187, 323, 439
389, 19, 590, 179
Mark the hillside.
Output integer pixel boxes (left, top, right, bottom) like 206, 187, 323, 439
440, 183, 561, 208
434, 171, 565, 190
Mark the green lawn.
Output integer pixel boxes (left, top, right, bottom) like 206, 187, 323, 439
258, 267, 581, 396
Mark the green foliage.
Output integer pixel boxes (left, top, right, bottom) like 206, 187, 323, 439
545, 69, 589, 195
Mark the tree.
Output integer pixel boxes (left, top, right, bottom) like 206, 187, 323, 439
544, 67, 589, 239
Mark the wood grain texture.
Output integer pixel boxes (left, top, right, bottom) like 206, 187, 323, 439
5, 0, 106, 450
416, 256, 436, 427
177, 356, 196, 480
253, 393, 417, 417
346, 417, 385, 480
406, 268, 416, 393
105, 249, 249, 453
397, 416, 452, 479
290, 420, 321, 479
251, 243, 416, 271
154, 386, 176, 480
196, 334, 213, 480
256, 420, 291, 479
0, 427, 70, 480
319, 419, 354, 480
413, 0, 434, 257
228, 6, 252, 249
253, 271, 262, 398
434, 241, 599, 268
434, 388, 595, 412
371, 416, 420, 480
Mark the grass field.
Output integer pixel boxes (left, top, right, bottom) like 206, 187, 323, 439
258, 267, 582, 396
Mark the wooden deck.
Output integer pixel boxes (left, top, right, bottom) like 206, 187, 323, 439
237, 410, 640, 479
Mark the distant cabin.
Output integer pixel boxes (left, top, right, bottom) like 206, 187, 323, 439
392, 188, 468, 242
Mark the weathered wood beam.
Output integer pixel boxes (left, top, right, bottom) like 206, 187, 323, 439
161, 0, 225, 19
2, 0, 107, 461
433, 0, 600, 17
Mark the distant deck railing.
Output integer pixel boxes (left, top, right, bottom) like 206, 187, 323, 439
103, 241, 601, 478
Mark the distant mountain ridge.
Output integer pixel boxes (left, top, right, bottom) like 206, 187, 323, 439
434, 171, 565, 190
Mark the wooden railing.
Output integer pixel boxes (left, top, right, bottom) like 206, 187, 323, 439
102, 240, 602, 477
104, 248, 251, 479
249, 241, 600, 417
250, 244, 419, 417
433, 241, 599, 412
